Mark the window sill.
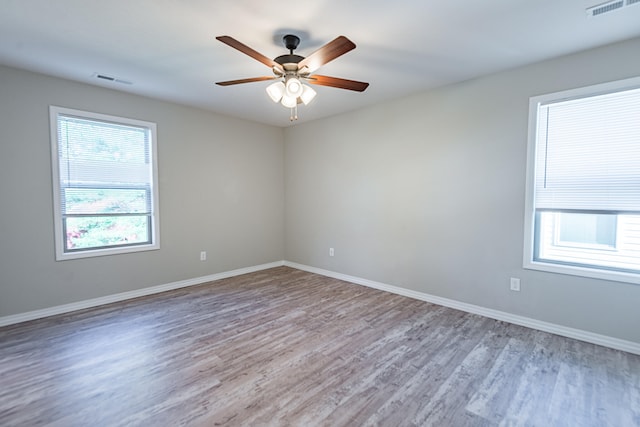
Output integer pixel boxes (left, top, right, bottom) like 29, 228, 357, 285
55, 243, 160, 261
523, 260, 640, 285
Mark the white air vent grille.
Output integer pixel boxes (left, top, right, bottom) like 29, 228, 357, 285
586, 0, 640, 16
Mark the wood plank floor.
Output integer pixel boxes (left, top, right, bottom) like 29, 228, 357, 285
1, 266, 639, 426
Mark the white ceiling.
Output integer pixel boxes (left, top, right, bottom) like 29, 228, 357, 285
1, 0, 640, 127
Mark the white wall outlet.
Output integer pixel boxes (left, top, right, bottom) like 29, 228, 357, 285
329, 247, 334, 257
510, 277, 521, 291
200, 251, 207, 261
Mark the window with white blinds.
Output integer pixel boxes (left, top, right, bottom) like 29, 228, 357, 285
50, 106, 160, 260
524, 77, 640, 284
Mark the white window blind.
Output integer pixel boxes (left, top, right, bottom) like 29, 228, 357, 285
50, 106, 160, 260
534, 87, 640, 213
524, 77, 640, 284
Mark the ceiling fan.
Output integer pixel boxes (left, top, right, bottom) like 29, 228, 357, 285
215, 34, 369, 120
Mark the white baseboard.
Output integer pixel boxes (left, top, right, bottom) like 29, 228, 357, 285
4, 259, 639, 356
0, 261, 284, 327
284, 261, 640, 356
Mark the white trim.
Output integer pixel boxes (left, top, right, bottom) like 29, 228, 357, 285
524, 259, 640, 284
522, 94, 539, 273
0, 261, 284, 327
284, 261, 640, 356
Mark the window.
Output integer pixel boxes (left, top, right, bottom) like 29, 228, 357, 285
553, 212, 617, 249
523, 77, 640, 283
50, 106, 159, 260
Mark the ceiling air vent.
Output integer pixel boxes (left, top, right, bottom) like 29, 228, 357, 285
586, 0, 639, 17
92, 73, 132, 85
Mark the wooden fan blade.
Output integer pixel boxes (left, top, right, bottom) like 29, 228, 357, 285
297, 36, 356, 73
216, 76, 278, 86
306, 75, 369, 92
216, 36, 283, 73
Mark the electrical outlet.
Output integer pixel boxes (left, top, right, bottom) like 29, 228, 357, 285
329, 247, 334, 257
200, 251, 207, 261
510, 277, 521, 292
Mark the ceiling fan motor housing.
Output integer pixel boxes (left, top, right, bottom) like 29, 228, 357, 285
274, 54, 304, 67
274, 34, 305, 73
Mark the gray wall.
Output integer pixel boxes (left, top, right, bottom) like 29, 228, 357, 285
0, 65, 285, 316
3, 37, 640, 345
284, 37, 640, 344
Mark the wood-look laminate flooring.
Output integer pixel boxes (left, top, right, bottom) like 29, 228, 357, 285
1, 266, 639, 426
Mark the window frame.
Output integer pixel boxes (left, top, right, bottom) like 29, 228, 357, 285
50, 106, 160, 261
523, 76, 640, 284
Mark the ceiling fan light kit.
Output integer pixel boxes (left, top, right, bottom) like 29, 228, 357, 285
216, 33, 369, 121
